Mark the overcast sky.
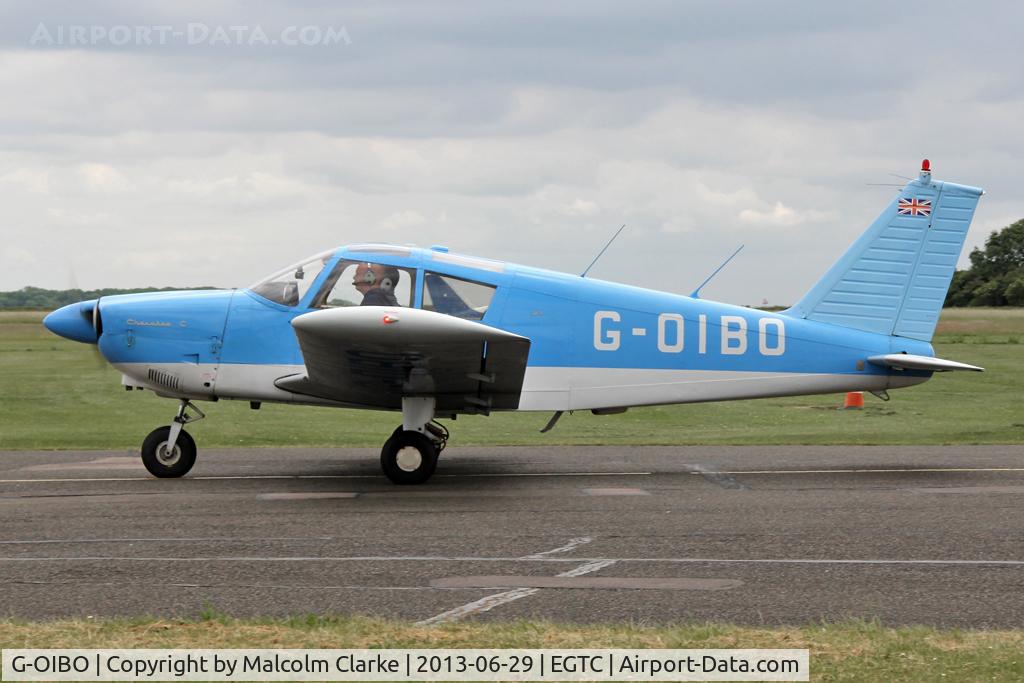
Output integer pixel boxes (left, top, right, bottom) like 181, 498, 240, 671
1, 1, 1021, 305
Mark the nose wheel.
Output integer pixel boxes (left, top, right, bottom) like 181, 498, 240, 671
140, 399, 204, 478
141, 425, 197, 478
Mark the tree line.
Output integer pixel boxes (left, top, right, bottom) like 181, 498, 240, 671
945, 218, 1024, 307
0, 286, 217, 310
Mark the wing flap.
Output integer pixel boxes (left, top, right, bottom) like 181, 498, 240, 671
277, 307, 531, 413
867, 353, 983, 372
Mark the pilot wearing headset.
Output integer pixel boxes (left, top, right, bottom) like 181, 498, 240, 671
353, 262, 401, 306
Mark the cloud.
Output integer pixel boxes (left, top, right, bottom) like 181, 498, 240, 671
78, 163, 131, 193
0, 167, 50, 194
379, 209, 427, 231
738, 202, 837, 227
2, 246, 36, 266
562, 198, 600, 217
0, 1, 1021, 306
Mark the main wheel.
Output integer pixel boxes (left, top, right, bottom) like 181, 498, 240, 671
380, 430, 438, 485
141, 426, 197, 478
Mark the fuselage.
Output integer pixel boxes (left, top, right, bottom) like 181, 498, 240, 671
45, 243, 934, 413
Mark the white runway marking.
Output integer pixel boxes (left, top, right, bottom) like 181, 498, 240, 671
697, 467, 1024, 475
432, 576, 743, 591
0, 471, 652, 484
23, 457, 143, 472
3, 465, 1019, 485
522, 536, 592, 559
684, 464, 750, 490
912, 486, 1024, 495
0, 537, 334, 546
560, 559, 619, 576
415, 588, 539, 625
257, 492, 360, 500
3, 555, 1023, 567
8, 579, 465, 592
582, 487, 650, 496
416, 558, 616, 626
449, 472, 651, 479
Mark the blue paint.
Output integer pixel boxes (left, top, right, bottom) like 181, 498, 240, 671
84, 244, 935, 381
43, 300, 98, 344
44, 171, 979, 392
96, 290, 234, 366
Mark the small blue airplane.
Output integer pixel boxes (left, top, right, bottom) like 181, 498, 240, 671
44, 161, 984, 484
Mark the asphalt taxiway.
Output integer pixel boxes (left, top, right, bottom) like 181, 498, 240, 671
1, 445, 1022, 627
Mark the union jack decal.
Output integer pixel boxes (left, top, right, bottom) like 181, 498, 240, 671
898, 197, 932, 217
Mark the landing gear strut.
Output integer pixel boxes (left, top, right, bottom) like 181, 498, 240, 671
141, 399, 205, 478
380, 397, 448, 485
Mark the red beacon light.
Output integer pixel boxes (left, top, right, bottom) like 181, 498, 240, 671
921, 159, 931, 173
382, 313, 399, 325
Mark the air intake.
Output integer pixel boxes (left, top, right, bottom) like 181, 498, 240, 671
147, 368, 181, 391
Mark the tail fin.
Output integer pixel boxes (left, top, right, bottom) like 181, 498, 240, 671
785, 162, 983, 342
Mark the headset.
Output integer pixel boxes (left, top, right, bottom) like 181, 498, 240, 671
358, 263, 400, 294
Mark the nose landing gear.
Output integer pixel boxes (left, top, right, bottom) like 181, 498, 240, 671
141, 399, 205, 478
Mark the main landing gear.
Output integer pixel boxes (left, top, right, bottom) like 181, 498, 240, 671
141, 399, 205, 478
139, 396, 449, 484
380, 397, 449, 485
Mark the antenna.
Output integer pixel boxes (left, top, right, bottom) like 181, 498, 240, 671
689, 244, 744, 298
581, 224, 626, 278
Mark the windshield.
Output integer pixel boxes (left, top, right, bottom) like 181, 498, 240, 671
249, 249, 336, 306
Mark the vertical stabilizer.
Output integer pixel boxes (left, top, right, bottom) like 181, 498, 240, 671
785, 162, 983, 342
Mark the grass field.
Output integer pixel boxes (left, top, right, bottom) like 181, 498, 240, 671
2, 311, 1023, 680
2, 616, 1024, 682
1, 308, 1021, 450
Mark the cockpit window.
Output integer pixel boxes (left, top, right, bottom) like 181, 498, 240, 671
422, 272, 496, 321
312, 259, 414, 308
249, 250, 334, 306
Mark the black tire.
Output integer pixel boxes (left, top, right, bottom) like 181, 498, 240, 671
141, 426, 197, 478
380, 430, 438, 485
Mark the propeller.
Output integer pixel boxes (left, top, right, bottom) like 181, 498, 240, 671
67, 261, 107, 367
88, 300, 106, 368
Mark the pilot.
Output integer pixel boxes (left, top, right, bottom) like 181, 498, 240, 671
354, 262, 401, 306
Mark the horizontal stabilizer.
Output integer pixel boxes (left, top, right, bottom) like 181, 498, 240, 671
867, 353, 983, 372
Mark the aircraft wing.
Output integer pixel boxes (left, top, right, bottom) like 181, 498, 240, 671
275, 307, 531, 414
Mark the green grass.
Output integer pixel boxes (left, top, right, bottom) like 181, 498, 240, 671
2, 617, 1024, 682
1, 309, 1021, 450
3, 313, 1023, 678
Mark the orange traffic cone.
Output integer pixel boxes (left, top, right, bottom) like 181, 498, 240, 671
842, 391, 864, 409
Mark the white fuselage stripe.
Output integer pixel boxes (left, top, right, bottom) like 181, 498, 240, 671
112, 362, 925, 412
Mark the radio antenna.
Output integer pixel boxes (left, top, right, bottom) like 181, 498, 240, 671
690, 244, 744, 298
581, 224, 626, 278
